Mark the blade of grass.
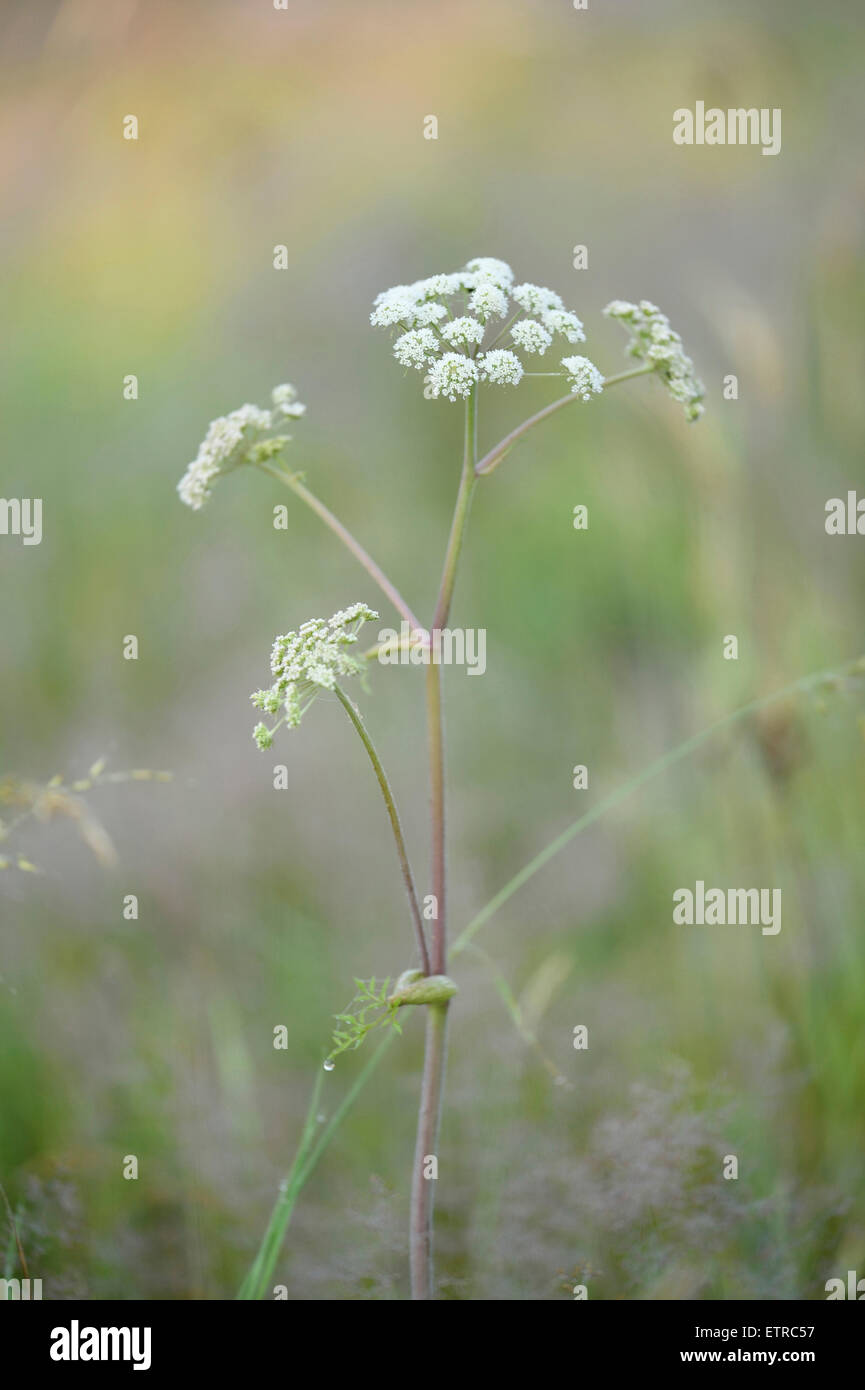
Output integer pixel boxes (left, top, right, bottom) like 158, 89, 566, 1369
452, 656, 863, 957
237, 1067, 324, 1300
238, 1031, 396, 1300
467, 942, 571, 1086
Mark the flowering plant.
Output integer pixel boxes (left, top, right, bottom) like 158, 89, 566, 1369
178, 254, 704, 1299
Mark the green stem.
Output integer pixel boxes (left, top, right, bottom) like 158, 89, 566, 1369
411, 386, 478, 1300
257, 461, 426, 635
483, 309, 523, 353
425, 662, 446, 974
409, 1001, 449, 1300
428, 382, 477, 968
474, 362, 656, 477
334, 685, 430, 976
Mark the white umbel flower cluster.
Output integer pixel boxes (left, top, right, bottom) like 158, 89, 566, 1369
562, 355, 605, 401
479, 349, 524, 386
428, 353, 480, 402
177, 384, 306, 509
393, 328, 439, 369
250, 603, 378, 747
469, 281, 509, 320
510, 318, 553, 356
371, 257, 589, 401
604, 300, 705, 422
441, 316, 486, 348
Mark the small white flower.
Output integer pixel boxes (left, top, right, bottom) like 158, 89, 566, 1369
478, 349, 524, 387
543, 308, 585, 344
465, 257, 514, 289
415, 273, 465, 298
469, 282, 509, 321
369, 285, 419, 327
562, 355, 604, 400
177, 402, 275, 510
428, 353, 480, 401
271, 383, 307, 418
252, 603, 379, 742
510, 318, 552, 355
604, 299, 705, 421
393, 327, 440, 369
441, 316, 485, 348
411, 301, 448, 327
604, 299, 634, 319
512, 283, 564, 315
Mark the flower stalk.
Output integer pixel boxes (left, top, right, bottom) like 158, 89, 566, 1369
409, 1000, 449, 1300
257, 461, 425, 635
409, 383, 478, 1298
475, 362, 655, 477
334, 685, 430, 976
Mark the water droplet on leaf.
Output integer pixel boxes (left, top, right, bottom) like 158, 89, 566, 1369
323, 1058, 335, 1072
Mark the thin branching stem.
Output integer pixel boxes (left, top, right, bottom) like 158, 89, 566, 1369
257, 461, 426, 635
409, 1000, 448, 1299
427, 381, 479, 972
425, 663, 446, 974
411, 383, 478, 1299
474, 362, 656, 477
483, 308, 522, 353
334, 685, 430, 975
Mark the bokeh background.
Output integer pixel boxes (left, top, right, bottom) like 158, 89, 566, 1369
1, 0, 864, 1300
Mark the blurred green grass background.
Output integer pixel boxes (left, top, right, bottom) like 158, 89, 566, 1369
1, 0, 864, 1298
